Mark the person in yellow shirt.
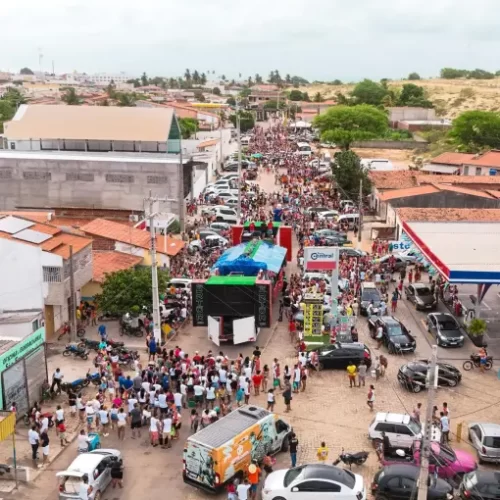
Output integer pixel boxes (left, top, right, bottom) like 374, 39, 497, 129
317, 442, 329, 462
346, 361, 357, 388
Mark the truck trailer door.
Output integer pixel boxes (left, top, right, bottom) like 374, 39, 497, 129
208, 316, 220, 346
233, 316, 257, 344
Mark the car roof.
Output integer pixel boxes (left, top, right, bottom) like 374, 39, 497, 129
65, 452, 108, 475
431, 313, 456, 321
380, 464, 419, 478
375, 412, 411, 424
302, 464, 355, 486
412, 282, 429, 288
380, 316, 399, 325
475, 423, 500, 436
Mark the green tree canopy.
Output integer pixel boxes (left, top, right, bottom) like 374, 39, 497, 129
226, 97, 236, 106
229, 111, 255, 133
351, 79, 388, 106
194, 90, 205, 102
288, 89, 304, 101
178, 117, 199, 139
20, 67, 34, 75
397, 84, 434, 108
313, 92, 323, 102
263, 100, 287, 110
116, 92, 136, 107
449, 110, 500, 150
140, 72, 149, 86
333, 150, 372, 201
313, 105, 388, 150
467, 69, 494, 80
212, 87, 221, 96
408, 72, 421, 80
440, 68, 469, 79
95, 267, 169, 316
0, 100, 14, 133
61, 87, 82, 105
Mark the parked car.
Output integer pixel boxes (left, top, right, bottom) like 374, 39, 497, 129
375, 254, 412, 272
209, 222, 231, 234
262, 464, 366, 500
368, 316, 416, 354
397, 360, 461, 393
379, 441, 476, 480
201, 205, 226, 217
368, 412, 441, 448
371, 464, 453, 500
468, 422, 500, 463
359, 282, 382, 316
211, 206, 238, 224
459, 471, 500, 500
427, 313, 464, 347
208, 190, 238, 202
225, 197, 238, 207
405, 282, 437, 311
57, 449, 122, 500
306, 206, 330, 215
339, 248, 367, 258
311, 342, 372, 370
314, 229, 347, 240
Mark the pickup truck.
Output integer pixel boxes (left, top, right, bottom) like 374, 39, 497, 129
380, 441, 476, 480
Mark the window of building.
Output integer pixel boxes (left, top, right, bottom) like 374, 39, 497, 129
147, 175, 169, 184
66, 173, 95, 182
23, 171, 51, 181
31, 319, 40, 332
475, 167, 482, 176
10, 142, 15, 150
463, 166, 469, 175
43, 266, 62, 283
105, 174, 134, 183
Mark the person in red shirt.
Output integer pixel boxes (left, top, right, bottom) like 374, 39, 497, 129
289, 320, 296, 343
249, 222, 255, 233
192, 351, 201, 364
252, 371, 263, 396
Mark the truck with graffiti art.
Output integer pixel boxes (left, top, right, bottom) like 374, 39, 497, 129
183, 405, 291, 492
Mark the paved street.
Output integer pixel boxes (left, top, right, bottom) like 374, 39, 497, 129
7, 168, 500, 500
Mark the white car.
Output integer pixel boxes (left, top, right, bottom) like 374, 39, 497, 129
204, 183, 232, 194
57, 449, 122, 500
212, 206, 238, 224
167, 278, 192, 292
317, 210, 339, 221
225, 197, 238, 207
263, 464, 366, 500
219, 173, 239, 182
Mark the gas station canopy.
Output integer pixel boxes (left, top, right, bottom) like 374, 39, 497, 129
402, 221, 500, 284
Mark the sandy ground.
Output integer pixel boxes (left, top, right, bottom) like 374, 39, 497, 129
319, 147, 412, 169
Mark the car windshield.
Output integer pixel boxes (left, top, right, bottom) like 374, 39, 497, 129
484, 436, 500, 448
408, 418, 421, 435
401, 365, 415, 376
438, 319, 458, 330
284, 467, 304, 487
386, 324, 403, 336
362, 290, 380, 302
416, 287, 432, 296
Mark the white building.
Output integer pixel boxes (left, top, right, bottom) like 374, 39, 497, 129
88, 73, 133, 85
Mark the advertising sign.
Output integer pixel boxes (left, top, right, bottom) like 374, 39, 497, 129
303, 293, 323, 336
191, 281, 208, 327
0, 327, 45, 372
389, 241, 411, 252
304, 247, 339, 271
255, 281, 271, 328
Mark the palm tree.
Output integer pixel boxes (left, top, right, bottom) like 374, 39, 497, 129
255, 74, 263, 84
61, 87, 82, 105
200, 73, 207, 85
221, 74, 226, 81
193, 70, 200, 85
184, 69, 191, 81
168, 77, 176, 89
140, 72, 148, 86
116, 93, 136, 107
313, 92, 323, 103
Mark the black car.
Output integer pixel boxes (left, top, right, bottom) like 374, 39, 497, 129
427, 313, 464, 347
360, 286, 383, 316
405, 283, 437, 311
313, 342, 372, 370
368, 316, 416, 354
459, 471, 500, 500
398, 360, 462, 393
372, 464, 453, 500
339, 248, 366, 258
324, 236, 352, 247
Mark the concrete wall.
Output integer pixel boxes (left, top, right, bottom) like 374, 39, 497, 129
0, 313, 43, 339
0, 240, 45, 310
9, 139, 167, 153
352, 140, 428, 150
461, 164, 498, 177
389, 107, 436, 122
0, 155, 184, 214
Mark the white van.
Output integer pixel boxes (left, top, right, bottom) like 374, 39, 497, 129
361, 159, 394, 171
337, 213, 360, 229
295, 142, 313, 157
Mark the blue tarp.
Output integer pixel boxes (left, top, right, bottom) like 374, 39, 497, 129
212, 241, 287, 276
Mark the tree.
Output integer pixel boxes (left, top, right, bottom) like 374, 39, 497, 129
212, 87, 221, 96
302, 92, 310, 102
61, 87, 82, 105
247, 76, 253, 87
331, 79, 343, 85
313, 105, 388, 150
397, 84, 433, 108
200, 73, 207, 85
351, 79, 388, 106
226, 97, 236, 106
229, 111, 255, 133
333, 151, 372, 201
240, 87, 251, 98
255, 74, 263, 84
184, 69, 191, 82
285, 74, 292, 84
140, 72, 149, 86
116, 92, 136, 107
449, 110, 500, 150
127, 78, 141, 88
95, 267, 169, 316
0, 100, 15, 133
496, 70, 500, 77
192, 70, 200, 85
291, 76, 309, 86
20, 67, 34, 75
467, 68, 495, 80
408, 72, 421, 80
106, 81, 117, 99
313, 92, 323, 103
440, 68, 468, 79
3, 87, 26, 108
194, 90, 205, 102
178, 117, 199, 139
263, 100, 286, 110
288, 89, 304, 101
221, 74, 226, 81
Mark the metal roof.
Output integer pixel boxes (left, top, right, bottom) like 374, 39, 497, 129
5, 105, 174, 142
403, 221, 500, 283
189, 406, 271, 449
0, 216, 34, 234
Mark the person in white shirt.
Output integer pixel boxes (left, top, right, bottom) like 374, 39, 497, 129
116, 408, 127, 440
179, 382, 187, 409
79, 474, 93, 500
158, 391, 168, 415
149, 415, 160, 446
193, 383, 204, 407
174, 391, 183, 411
142, 380, 151, 393
77, 430, 90, 453
28, 426, 40, 463
39, 415, 49, 434
161, 416, 172, 448
127, 396, 138, 413
206, 386, 216, 409
98, 407, 110, 437
85, 403, 95, 431
237, 479, 251, 500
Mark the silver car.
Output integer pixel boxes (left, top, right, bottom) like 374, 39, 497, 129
469, 423, 500, 463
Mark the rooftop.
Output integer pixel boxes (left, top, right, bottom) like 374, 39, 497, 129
92, 251, 143, 283
402, 221, 500, 283
378, 185, 439, 201
397, 208, 500, 223
430, 152, 476, 166
4, 104, 175, 142
467, 150, 500, 168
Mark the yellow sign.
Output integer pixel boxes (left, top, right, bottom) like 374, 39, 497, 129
303, 294, 324, 337
0, 412, 15, 441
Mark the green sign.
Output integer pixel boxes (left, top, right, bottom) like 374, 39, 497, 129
0, 327, 45, 372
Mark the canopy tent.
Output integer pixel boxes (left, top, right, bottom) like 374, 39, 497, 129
288, 120, 312, 129
212, 240, 287, 276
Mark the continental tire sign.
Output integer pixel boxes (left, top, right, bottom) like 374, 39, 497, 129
191, 281, 208, 327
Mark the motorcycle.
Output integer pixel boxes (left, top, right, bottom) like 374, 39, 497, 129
93, 349, 139, 368
57, 323, 87, 341
23, 410, 54, 428
61, 370, 101, 393
119, 323, 144, 338
332, 448, 369, 469
77, 338, 125, 352
62, 344, 89, 360
463, 353, 493, 371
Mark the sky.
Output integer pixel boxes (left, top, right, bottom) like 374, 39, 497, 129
2, 0, 500, 82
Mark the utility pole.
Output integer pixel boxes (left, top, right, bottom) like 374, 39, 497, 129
68, 245, 77, 342
417, 344, 438, 500
219, 122, 224, 170
178, 148, 185, 233
236, 100, 242, 221
357, 178, 363, 249
144, 192, 178, 344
